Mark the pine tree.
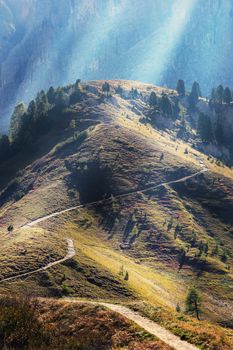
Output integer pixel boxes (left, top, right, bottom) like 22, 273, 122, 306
159, 94, 173, 116
188, 81, 201, 110
211, 88, 216, 101
197, 113, 213, 142
0, 135, 10, 161
102, 82, 110, 96
221, 250, 228, 263
70, 87, 82, 104
35, 90, 49, 121
176, 79, 185, 97
215, 117, 224, 145
115, 85, 123, 97
223, 87, 232, 104
216, 85, 224, 104
124, 271, 129, 280
9, 103, 26, 143
75, 79, 81, 90
185, 286, 202, 320
47, 86, 56, 104
178, 248, 186, 270
149, 91, 157, 108
56, 91, 68, 108
27, 100, 36, 118
7, 224, 14, 233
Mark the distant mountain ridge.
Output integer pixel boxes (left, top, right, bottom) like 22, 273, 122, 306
1, 0, 233, 129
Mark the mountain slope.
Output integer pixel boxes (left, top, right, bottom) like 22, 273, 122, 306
0, 80, 232, 349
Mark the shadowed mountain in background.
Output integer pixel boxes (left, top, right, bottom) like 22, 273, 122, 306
1, 0, 233, 130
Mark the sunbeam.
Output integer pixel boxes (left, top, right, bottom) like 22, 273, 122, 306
66, 0, 130, 82
129, 0, 197, 85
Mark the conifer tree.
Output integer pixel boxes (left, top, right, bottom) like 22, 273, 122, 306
216, 85, 224, 104
197, 113, 213, 142
102, 82, 110, 96
215, 117, 224, 145
188, 81, 201, 110
149, 91, 157, 108
115, 85, 123, 97
185, 286, 202, 320
47, 86, 56, 104
27, 100, 36, 119
0, 135, 10, 161
159, 94, 173, 116
176, 79, 185, 97
9, 103, 26, 143
75, 79, 81, 90
223, 87, 232, 104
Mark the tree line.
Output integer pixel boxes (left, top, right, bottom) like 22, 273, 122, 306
0, 80, 83, 163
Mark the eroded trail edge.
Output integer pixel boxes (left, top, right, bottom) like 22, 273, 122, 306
65, 299, 199, 350
0, 239, 75, 283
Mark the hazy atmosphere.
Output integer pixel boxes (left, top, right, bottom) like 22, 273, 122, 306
1, 0, 233, 128
0, 1, 233, 350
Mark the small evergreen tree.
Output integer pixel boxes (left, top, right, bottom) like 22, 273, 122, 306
178, 248, 186, 270
185, 286, 202, 320
124, 271, 129, 280
221, 250, 228, 263
0, 135, 10, 161
9, 103, 26, 143
211, 243, 219, 256
115, 85, 123, 97
129, 88, 138, 99
188, 81, 201, 110
7, 224, 14, 233
211, 88, 216, 101
56, 91, 68, 109
70, 90, 82, 105
75, 79, 81, 90
149, 91, 157, 108
159, 94, 173, 116
47, 86, 56, 104
176, 303, 181, 312
215, 85, 224, 104
176, 79, 185, 97
215, 117, 224, 145
102, 82, 110, 96
35, 90, 49, 119
197, 113, 213, 142
27, 100, 36, 118
223, 87, 232, 104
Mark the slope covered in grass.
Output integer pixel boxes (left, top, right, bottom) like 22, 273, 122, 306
0, 80, 232, 348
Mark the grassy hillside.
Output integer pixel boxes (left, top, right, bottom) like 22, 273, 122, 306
0, 80, 232, 349
0, 295, 174, 350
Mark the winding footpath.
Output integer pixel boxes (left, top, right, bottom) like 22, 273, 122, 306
1, 164, 207, 350
65, 299, 199, 350
104, 303, 199, 350
0, 239, 75, 283
23, 167, 207, 228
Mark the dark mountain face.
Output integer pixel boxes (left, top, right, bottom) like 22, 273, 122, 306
1, 0, 233, 130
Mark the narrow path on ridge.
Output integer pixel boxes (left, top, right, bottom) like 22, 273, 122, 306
23, 168, 207, 228
64, 299, 199, 350
0, 239, 75, 283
